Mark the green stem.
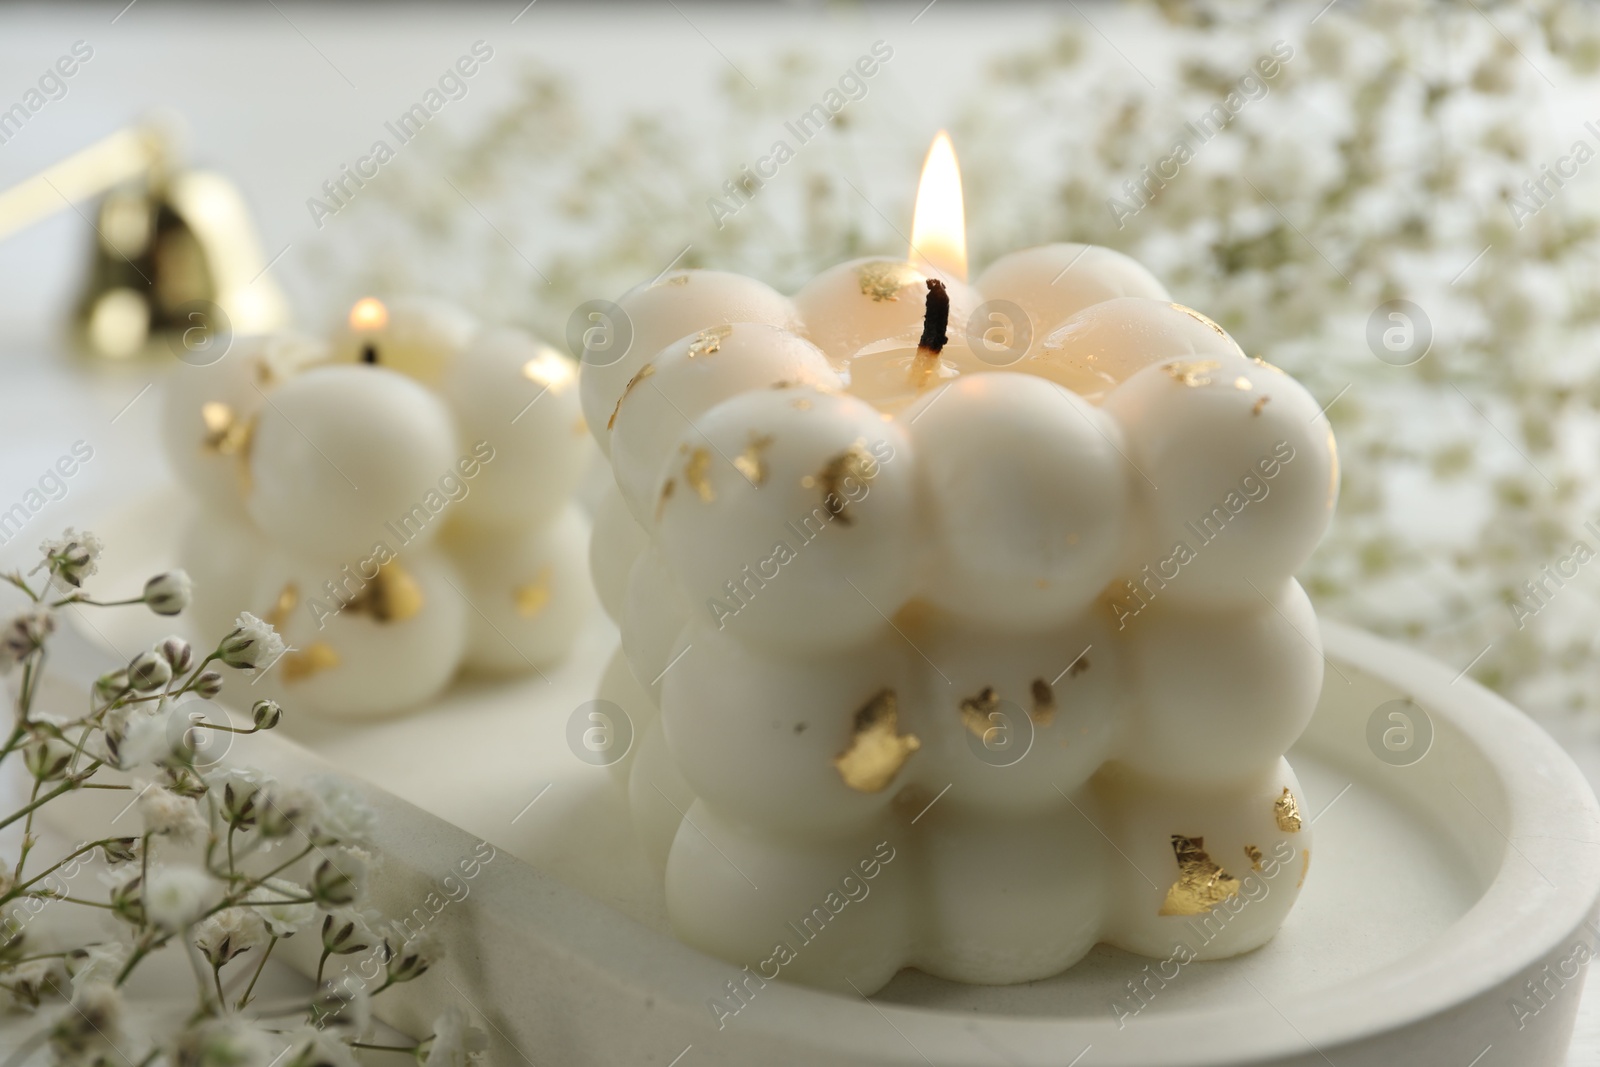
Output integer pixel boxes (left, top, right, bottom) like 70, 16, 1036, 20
350, 1042, 422, 1054
236, 934, 277, 1011
0, 766, 102, 834
6, 838, 107, 899
211, 962, 226, 1014
315, 947, 330, 988
13, 779, 41, 883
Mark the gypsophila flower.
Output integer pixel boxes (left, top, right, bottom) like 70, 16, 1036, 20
48, 982, 125, 1063
0, 610, 54, 675
144, 865, 217, 930
143, 570, 192, 616
137, 781, 208, 845
65, 941, 130, 999
6, 957, 64, 1010
101, 866, 144, 926
34, 528, 102, 589
159, 635, 194, 673
306, 776, 375, 845
283, 1028, 361, 1067
193, 670, 224, 698
92, 667, 129, 704
23, 734, 74, 781
248, 878, 317, 938
103, 704, 173, 770
310, 848, 371, 909
319, 908, 379, 956
128, 650, 172, 691
252, 699, 282, 731
217, 612, 284, 671
256, 783, 316, 840
424, 1006, 490, 1067
170, 1017, 277, 1067
194, 907, 268, 967
383, 929, 440, 985
209, 766, 272, 829
100, 838, 139, 865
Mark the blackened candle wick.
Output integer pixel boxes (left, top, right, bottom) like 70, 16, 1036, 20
361, 343, 378, 365
917, 278, 950, 358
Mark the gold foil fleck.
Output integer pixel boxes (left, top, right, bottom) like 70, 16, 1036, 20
656, 478, 676, 520
816, 440, 876, 525
1171, 303, 1231, 340
606, 363, 655, 431
684, 447, 715, 502
1244, 844, 1264, 872
1275, 787, 1303, 833
1252, 395, 1270, 416
265, 583, 298, 631
856, 260, 925, 302
793, 397, 813, 411
513, 566, 554, 618
344, 563, 425, 624
1251, 356, 1288, 375
1299, 848, 1312, 888
522, 349, 576, 392
733, 433, 774, 486
957, 687, 1000, 739
1233, 376, 1253, 391
687, 324, 733, 358
200, 402, 254, 457
833, 689, 920, 793
656, 273, 691, 287
1163, 360, 1221, 388
1030, 678, 1056, 726
1159, 835, 1241, 916
281, 641, 340, 683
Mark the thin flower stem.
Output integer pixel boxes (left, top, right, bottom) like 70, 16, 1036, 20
29, 894, 116, 910
350, 1042, 423, 1054
1, 572, 37, 600
315, 947, 331, 988
237, 934, 278, 1010
8, 838, 107, 897
0, 768, 101, 834
53, 595, 143, 609
211, 961, 226, 1012
13, 778, 42, 883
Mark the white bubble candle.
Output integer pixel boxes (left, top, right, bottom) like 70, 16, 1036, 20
584, 133, 1337, 995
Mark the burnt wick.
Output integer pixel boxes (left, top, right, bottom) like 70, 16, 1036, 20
361, 343, 378, 365
917, 278, 950, 359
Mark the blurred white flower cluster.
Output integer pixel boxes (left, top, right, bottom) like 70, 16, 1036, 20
314, 0, 1600, 732
0, 530, 488, 1066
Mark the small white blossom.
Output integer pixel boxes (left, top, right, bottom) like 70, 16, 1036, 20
424, 1006, 490, 1066
34, 528, 102, 589
0, 610, 54, 675
49, 981, 125, 1064
194, 907, 268, 967
248, 878, 316, 938
208, 766, 273, 828
23, 734, 74, 781
159, 635, 194, 673
384, 928, 441, 985
310, 848, 371, 908
170, 1017, 277, 1067
66, 941, 129, 999
217, 613, 284, 671
320, 907, 380, 956
307, 776, 375, 845
128, 650, 172, 691
143, 570, 192, 616
137, 781, 208, 844
144, 865, 218, 930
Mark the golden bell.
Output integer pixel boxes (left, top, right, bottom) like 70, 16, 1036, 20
0, 120, 288, 360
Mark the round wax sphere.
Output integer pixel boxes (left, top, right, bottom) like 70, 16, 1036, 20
161, 332, 326, 518
1026, 298, 1245, 397
1099, 352, 1338, 605
1116, 579, 1323, 785
902, 373, 1130, 629
653, 386, 918, 654
793, 257, 981, 366
621, 545, 690, 701
248, 365, 458, 562
249, 547, 468, 718
327, 296, 477, 388
443, 503, 593, 675
975, 243, 1169, 336
609, 323, 841, 526
577, 270, 800, 458
440, 328, 589, 529
627, 717, 695, 871
589, 482, 648, 623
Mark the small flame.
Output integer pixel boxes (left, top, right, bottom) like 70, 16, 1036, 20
348, 297, 388, 331
909, 131, 967, 283
522, 346, 576, 393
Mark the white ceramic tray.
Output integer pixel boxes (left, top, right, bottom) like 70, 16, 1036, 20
37, 492, 1600, 1066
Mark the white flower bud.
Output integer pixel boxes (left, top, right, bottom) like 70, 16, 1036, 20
159, 635, 194, 673
384, 930, 440, 985
23, 735, 73, 781
310, 849, 369, 908
217, 612, 285, 671
93, 668, 130, 703
143, 570, 192, 616
193, 670, 224, 698
194, 907, 268, 967
252, 699, 283, 731
320, 908, 379, 956
128, 651, 171, 691
0, 610, 54, 676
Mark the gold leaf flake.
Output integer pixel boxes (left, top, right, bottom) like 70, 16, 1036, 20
345, 563, 425, 624
607, 363, 655, 431
281, 642, 340, 683
793, 397, 812, 411
1233, 376, 1253, 391
815, 440, 876, 525
264, 583, 298, 631
958, 687, 1000, 739
1251, 356, 1288, 375
1275, 787, 1303, 833
1163, 360, 1221, 388
656, 273, 691, 287
1298, 848, 1312, 888
684, 448, 715, 502
200, 402, 254, 456
1252, 395, 1270, 416
1030, 678, 1056, 726
833, 689, 920, 793
656, 478, 676, 520
733, 433, 774, 486
522, 349, 576, 392
1171, 303, 1231, 340
572, 414, 588, 436
513, 565, 553, 618
1244, 844, 1264, 872
687, 324, 733, 358
856, 261, 924, 302
1159, 835, 1241, 916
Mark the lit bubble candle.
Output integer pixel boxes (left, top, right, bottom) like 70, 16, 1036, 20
583, 133, 1336, 995
163, 296, 594, 718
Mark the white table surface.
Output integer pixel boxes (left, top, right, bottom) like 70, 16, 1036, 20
2, 4, 1598, 1063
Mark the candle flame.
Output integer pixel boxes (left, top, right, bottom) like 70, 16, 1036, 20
909, 131, 967, 283
348, 297, 388, 331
